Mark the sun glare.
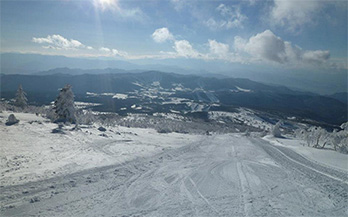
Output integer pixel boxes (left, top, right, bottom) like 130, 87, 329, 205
94, 0, 119, 11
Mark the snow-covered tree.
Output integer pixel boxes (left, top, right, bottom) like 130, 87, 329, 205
14, 84, 28, 109
272, 120, 282, 138
296, 125, 347, 153
330, 124, 348, 153
53, 84, 76, 123
310, 127, 330, 149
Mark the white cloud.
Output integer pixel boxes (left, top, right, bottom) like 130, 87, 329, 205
32, 34, 131, 58
206, 4, 247, 30
32, 35, 86, 50
151, 28, 331, 67
208, 40, 229, 58
31, 30, 336, 70
152, 28, 174, 43
302, 50, 330, 64
173, 40, 200, 58
270, 0, 322, 32
234, 30, 331, 66
111, 49, 119, 55
99, 47, 111, 52
99, 47, 128, 57
243, 30, 286, 63
206, 39, 245, 63
233, 36, 247, 52
111, 48, 128, 57
32, 37, 51, 44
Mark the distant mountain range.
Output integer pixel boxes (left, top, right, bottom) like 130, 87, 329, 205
1, 69, 347, 125
0, 53, 212, 76
1, 52, 347, 95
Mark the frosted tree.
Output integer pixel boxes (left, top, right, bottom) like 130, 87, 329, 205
54, 84, 76, 123
14, 84, 28, 109
331, 123, 348, 153
311, 127, 329, 149
272, 120, 282, 138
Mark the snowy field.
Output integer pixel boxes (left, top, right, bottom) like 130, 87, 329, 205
0, 111, 201, 186
1, 111, 347, 216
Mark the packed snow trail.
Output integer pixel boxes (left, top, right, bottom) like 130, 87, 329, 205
1, 134, 347, 216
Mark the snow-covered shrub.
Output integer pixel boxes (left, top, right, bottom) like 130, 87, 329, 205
6, 114, 19, 126
75, 109, 96, 125
295, 128, 307, 146
299, 126, 329, 148
312, 127, 330, 148
14, 84, 28, 109
44, 106, 56, 122
272, 121, 282, 138
53, 84, 76, 123
338, 142, 348, 154
0, 102, 10, 112
295, 125, 347, 153
329, 126, 348, 153
98, 114, 119, 127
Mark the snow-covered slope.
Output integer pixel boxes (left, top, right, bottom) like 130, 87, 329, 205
0, 111, 201, 186
1, 111, 347, 217
263, 135, 348, 172
1, 132, 347, 216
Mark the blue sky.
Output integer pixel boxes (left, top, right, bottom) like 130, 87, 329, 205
1, 0, 347, 74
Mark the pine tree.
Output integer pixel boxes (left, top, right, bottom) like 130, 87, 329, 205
14, 84, 28, 109
53, 84, 76, 123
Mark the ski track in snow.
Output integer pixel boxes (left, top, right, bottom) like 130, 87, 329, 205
1, 134, 347, 216
236, 162, 252, 217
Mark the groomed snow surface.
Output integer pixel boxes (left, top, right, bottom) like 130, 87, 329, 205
1, 111, 347, 216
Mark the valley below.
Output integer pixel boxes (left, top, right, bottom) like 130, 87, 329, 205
1, 70, 346, 127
